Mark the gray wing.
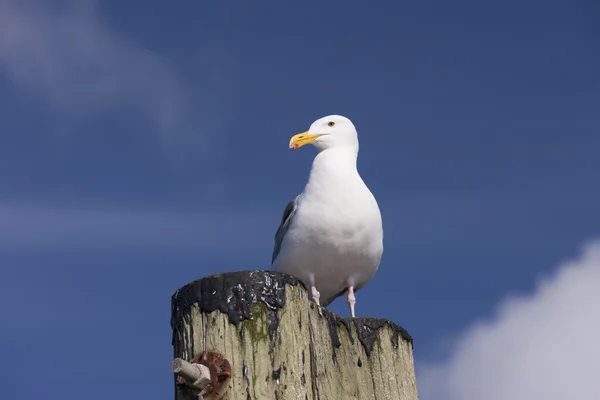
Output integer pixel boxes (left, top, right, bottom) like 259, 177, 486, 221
271, 195, 301, 264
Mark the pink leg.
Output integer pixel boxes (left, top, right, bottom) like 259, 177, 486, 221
311, 286, 321, 306
311, 286, 323, 315
308, 274, 320, 305
347, 286, 356, 318
308, 274, 322, 315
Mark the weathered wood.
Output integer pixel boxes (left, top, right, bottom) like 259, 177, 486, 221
171, 270, 418, 400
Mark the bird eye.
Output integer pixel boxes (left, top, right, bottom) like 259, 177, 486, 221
327, 121, 335, 127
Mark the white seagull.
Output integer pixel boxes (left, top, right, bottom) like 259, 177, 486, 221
271, 115, 383, 318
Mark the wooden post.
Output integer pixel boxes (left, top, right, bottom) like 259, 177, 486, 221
170, 270, 418, 400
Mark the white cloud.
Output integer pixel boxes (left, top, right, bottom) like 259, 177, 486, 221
0, 0, 235, 154
0, 203, 273, 252
419, 240, 600, 400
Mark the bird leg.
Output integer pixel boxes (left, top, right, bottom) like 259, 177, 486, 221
347, 286, 356, 318
309, 284, 323, 315
308, 274, 322, 315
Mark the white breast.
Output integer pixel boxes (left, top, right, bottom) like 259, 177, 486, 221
273, 148, 383, 305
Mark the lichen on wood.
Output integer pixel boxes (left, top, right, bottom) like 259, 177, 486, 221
171, 270, 418, 400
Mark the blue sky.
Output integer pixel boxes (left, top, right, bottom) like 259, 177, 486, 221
1, 1, 599, 399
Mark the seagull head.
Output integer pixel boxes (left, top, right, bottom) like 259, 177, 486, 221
289, 115, 359, 152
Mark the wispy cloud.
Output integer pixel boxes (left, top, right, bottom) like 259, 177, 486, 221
0, 0, 236, 154
419, 240, 600, 400
0, 203, 273, 252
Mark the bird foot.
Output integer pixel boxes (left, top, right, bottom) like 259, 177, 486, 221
311, 286, 321, 305
311, 286, 323, 316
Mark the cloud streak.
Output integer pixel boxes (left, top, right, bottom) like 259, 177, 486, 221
0, 0, 236, 155
0, 203, 273, 253
419, 240, 600, 400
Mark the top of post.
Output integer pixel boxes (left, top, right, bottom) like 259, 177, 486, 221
171, 270, 303, 330
171, 270, 412, 357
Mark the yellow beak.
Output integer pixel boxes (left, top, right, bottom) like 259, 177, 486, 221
289, 132, 323, 149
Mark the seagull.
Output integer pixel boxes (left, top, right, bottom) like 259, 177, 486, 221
271, 115, 383, 318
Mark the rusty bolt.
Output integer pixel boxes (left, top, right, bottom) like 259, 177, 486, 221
173, 351, 231, 400
172, 358, 210, 389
